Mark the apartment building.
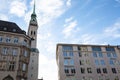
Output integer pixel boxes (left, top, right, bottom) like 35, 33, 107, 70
56, 44, 120, 80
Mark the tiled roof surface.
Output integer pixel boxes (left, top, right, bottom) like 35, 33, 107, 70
0, 20, 26, 34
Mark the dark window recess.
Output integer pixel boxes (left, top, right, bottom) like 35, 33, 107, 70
81, 68, 85, 74
112, 68, 117, 74
71, 68, 76, 73
87, 68, 92, 73
78, 52, 82, 57
34, 31, 35, 35
64, 68, 69, 73
103, 68, 107, 73
78, 46, 81, 50
97, 68, 101, 73
8, 62, 15, 71
79, 60, 83, 65
31, 31, 33, 35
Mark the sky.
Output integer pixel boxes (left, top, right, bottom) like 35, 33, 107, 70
0, 0, 120, 80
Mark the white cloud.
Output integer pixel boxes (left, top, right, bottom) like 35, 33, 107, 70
39, 54, 58, 80
65, 17, 73, 23
9, 0, 27, 17
25, 0, 70, 28
0, 14, 9, 21
66, 0, 71, 7
104, 21, 120, 38
80, 34, 96, 44
62, 17, 78, 38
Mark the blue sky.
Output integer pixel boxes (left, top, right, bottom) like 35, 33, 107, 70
0, 0, 120, 80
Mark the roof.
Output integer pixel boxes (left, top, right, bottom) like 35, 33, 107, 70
0, 20, 26, 34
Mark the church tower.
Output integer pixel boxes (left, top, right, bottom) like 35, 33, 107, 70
27, 0, 39, 80
28, 0, 38, 47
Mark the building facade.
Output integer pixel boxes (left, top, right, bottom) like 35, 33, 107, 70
0, 20, 31, 80
0, 1, 39, 80
56, 44, 120, 80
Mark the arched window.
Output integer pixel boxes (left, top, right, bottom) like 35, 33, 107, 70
31, 31, 33, 35
3, 75, 14, 80
34, 31, 35, 35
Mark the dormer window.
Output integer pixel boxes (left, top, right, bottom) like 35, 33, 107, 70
4, 27, 7, 30
13, 29, 16, 32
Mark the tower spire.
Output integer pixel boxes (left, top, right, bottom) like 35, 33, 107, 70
33, 0, 35, 14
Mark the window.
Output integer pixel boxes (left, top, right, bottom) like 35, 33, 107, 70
13, 29, 16, 32
93, 52, 97, 57
87, 68, 92, 73
4, 27, 7, 30
86, 60, 90, 65
23, 39, 27, 46
34, 31, 36, 35
71, 68, 76, 73
8, 62, 15, 71
64, 59, 69, 65
80, 60, 84, 65
12, 48, 18, 56
84, 52, 88, 57
14, 38, 18, 43
78, 52, 82, 57
78, 46, 81, 50
103, 68, 107, 73
107, 52, 111, 57
22, 63, 26, 71
81, 68, 85, 73
114, 76, 119, 80
62, 46, 73, 51
101, 60, 105, 65
69, 52, 73, 57
69, 59, 74, 65
112, 52, 117, 58
0, 36, 3, 42
64, 59, 74, 65
109, 60, 114, 65
98, 76, 103, 80
23, 50, 28, 57
106, 47, 115, 51
99, 52, 103, 57
64, 67, 69, 73
112, 68, 117, 74
95, 60, 99, 65
92, 46, 101, 51
2, 47, 8, 55
88, 77, 93, 80
63, 51, 67, 57
97, 68, 101, 73
6, 37, 11, 43
0, 62, 7, 70
31, 31, 33, 35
